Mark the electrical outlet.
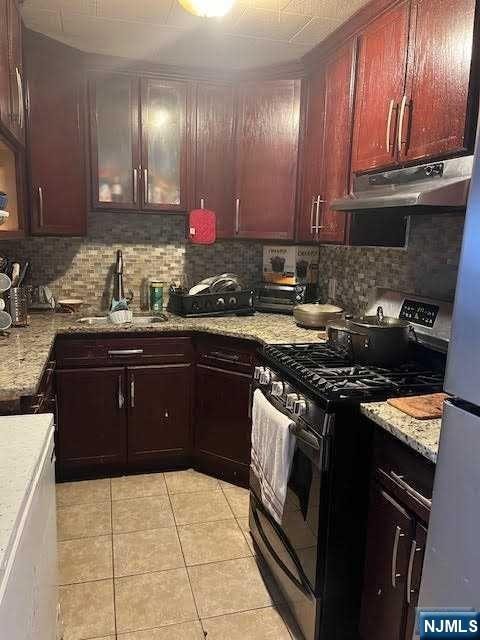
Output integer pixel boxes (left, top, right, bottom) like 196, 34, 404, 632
328, 278, 337, 301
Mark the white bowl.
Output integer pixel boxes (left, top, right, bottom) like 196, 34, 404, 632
58, 298, 84, 311
109, 309, 133, 324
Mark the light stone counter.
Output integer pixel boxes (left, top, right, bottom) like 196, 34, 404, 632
361, 401, 441, 463
0, 414, 54, 586
0, 311, 325, 406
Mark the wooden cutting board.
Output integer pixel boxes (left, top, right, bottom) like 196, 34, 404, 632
387, 393, 448, 420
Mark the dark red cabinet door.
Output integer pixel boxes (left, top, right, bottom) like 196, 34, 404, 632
352, 2, 410, 173
359, 484, 413, 640
195, 363, 252, 485
194, 82, 235, 238
27, 35, 87, 235
317, 40, 356, 244
127, 365, 192, 467
297, 70, 325, 242
235, 79, 301, 240
6, 0, 24, 145
0, 0, 10, 132
402, 0, 476, 162
56, 368, 127, 477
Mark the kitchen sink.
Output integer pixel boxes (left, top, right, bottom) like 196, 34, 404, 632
77, 314, 169, 326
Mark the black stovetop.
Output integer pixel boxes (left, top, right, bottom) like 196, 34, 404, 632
263, 342, 445, 407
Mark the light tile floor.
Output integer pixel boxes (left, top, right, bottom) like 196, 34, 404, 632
56, 469, 301, 640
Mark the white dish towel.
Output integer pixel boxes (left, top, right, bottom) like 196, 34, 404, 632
251, 389, 296, 524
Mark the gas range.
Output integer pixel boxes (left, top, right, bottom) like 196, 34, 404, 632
261, 342, 445, 409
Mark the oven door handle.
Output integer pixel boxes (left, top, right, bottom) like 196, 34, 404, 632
290, 424, 321, 451
252, 503, 314, 598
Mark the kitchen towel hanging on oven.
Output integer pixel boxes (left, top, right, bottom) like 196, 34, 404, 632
251, 389, 296, 524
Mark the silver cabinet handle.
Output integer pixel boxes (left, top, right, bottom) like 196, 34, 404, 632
130, 375, 135, 409
133, 168, 138, 203
108, 349, 144, 356
210, 350, 240, 361
38, 186, 44, 227
386, 98, 395, 152
315, 195, 325, 232
310, 195, 316, 234
15, 67, 23, 129
397, 95, 408, 154
200, 198, 205, 209
118, 375, 124, 410
235, 197, 240, 233
391, 525, 404, 588
406, 538, 417, 604
390, 471, 432, 509
144, 168, 149, 203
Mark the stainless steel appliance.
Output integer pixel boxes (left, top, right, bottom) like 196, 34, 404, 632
254, 282, 317, 314
332, 156, 473, 213
250, 289, 451, 639
418, 127, 480, 609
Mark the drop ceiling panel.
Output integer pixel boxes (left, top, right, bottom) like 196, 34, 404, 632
97, 0, 174, 24
21, 0, 371, 69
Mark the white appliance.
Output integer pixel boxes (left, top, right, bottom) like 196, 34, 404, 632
418, 117, 480, 610
0, 415, 57, 640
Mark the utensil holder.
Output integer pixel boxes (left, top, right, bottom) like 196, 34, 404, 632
8, 287, 28, 326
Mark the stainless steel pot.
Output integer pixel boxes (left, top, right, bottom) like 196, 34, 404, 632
327, 306, 413, 366
293, 302, 344, 329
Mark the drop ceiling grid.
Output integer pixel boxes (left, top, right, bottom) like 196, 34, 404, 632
20, 0, 370, 68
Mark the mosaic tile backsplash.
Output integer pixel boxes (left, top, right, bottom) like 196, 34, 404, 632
0, 211, 464, 315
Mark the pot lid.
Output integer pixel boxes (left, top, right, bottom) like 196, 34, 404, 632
350, 315, 410, 329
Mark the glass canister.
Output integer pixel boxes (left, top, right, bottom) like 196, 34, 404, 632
149, 281, 165, 312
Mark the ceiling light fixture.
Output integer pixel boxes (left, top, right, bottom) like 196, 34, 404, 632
177, 0, 235, 18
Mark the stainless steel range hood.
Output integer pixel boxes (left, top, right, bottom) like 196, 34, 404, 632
332, 156, 473, 213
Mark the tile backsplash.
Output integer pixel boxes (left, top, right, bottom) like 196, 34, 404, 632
0, 211, 464, 315
317, 213, 465, 315
0, 213, 263, 311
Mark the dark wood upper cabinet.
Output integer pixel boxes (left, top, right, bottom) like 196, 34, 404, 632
352, 2, 410, 174
317, 40, 356, 244
141, 78, 187, 212
359, 484, 413, 640
56, 367, 128, 477
127, 364, 193, 468
235, 79, 301, 240
297, 70, 325, 242
90, 74, 140, 211
194, 82, 235, 238
402, 0, 477, 162
26, 34, 87, 235
0, 0, 10, 133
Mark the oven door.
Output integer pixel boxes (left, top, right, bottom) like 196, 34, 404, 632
249, 393, 331, 639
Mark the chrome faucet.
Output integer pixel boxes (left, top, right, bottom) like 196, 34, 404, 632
111, 250, 133, 310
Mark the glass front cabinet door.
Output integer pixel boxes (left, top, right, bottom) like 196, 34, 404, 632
90, 75, 187, 212
90, 74, 140, 210
141, 79, 187, 211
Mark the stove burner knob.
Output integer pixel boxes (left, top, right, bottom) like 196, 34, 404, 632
286, 393, 299, 410
259, 369, 272, 385
254, 366, 264, 380
293, 398, 307, 416
271, 381, 284, 397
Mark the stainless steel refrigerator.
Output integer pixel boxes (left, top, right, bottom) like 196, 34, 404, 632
418, 123, 480, 609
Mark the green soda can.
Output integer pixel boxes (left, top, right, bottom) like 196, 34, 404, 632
149, 281, 164, 312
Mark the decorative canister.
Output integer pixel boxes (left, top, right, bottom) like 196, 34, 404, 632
149, 281, 165, 312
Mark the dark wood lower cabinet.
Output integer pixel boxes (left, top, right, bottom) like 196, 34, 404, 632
359, 485, 413, 640
56, 367, 127, 478
127, 364, 192, 469
194, 363, 252, 486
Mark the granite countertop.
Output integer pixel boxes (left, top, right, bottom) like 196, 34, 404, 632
361, 401, 441, 463
0, 311, 325, 405
0, 414, 54, 586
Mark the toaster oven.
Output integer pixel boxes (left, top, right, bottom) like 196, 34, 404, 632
254, 282, 317, 314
